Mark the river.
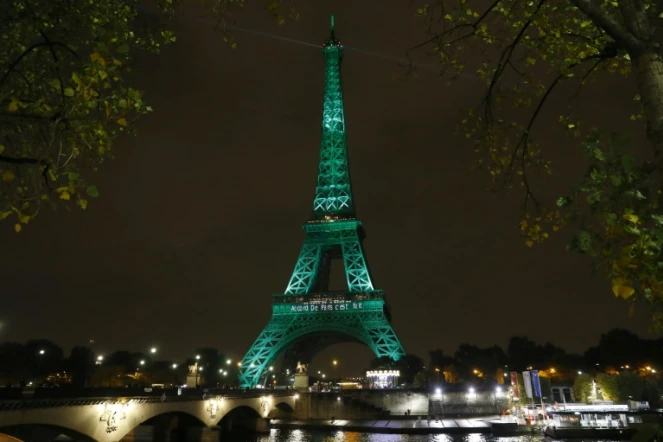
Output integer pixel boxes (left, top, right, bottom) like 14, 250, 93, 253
223, 429, 585, 442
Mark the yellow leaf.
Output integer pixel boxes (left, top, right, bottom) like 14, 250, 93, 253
611, 278, 635, 299
14, 223, 21, 233
0, 144, 4, 154
19, 214, 30, 224
552, 225, 560, 232
59, 190, 71, 201
117, 118, 127, 127
105, 105, 111, 117
2, 170, 15, 181
90, 52, 105, 66
77, 199, 88, 210
519, 219, 528, 231
525, 240, 534, 248
623, 213, 639, 223
8, 99, 19, 112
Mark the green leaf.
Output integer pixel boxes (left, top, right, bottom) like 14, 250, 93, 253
64, 88, 74, 97
86, 185, 100, 198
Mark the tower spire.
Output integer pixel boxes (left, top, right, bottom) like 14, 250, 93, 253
313, 15, 354, 219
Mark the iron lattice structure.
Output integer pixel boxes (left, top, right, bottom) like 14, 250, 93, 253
238, 17, 405, 388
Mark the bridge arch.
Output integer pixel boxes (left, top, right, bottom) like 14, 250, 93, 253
0, 433, 24, 442
242, 323, 378, 387
267, 401, 295, 419
217, 405, 263, 433
0, 424, 95, 442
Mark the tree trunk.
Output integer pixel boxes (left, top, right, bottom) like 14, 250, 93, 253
633, 51, 663, 165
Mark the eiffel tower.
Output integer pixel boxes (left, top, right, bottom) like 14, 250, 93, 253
238, 16, 405, 388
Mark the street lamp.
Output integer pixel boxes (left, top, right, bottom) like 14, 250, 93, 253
226, 359, 231, 365
196, 355, 201, 360
140, 360, 145, 366
172, 364, 178, 369
150, 347, 157, 354
37, 350, 45, 377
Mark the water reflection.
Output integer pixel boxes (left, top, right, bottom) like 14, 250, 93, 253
223, 429, 555, 442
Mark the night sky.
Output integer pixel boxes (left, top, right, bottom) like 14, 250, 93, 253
0, 0, 651, 377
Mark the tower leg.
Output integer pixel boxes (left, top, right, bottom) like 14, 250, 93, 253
239, 310, 404, 388
285, 244, 322, 294
341, 238, 374, 292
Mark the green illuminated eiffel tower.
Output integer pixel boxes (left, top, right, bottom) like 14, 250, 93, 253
238, 16, 405, 388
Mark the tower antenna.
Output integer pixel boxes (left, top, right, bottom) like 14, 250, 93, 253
330, 14, 335, 39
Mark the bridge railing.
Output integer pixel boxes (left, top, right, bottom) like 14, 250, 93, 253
0, 388, 296, 411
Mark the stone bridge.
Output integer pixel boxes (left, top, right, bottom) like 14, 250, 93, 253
0, 391, 297, 442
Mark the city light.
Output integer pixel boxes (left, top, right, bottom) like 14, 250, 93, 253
172, 364, 177, 369
196, 355, 200, 360
97, 356, 103, 361
150, 347, 157, 354
39, 350, 45, 355
140, 360, 145, 365
495, 386, 502, 393
435, 387, 442, 395
226, 359, 231, 365
578, 371, 582, 375
333, 360, 338, 366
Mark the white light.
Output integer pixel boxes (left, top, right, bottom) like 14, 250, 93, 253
652, 369, 657, 373
578, 371, 582, 375
97, 356, 104, 361
199, 367, 203, 371
219, 369, 223, 373
39, 350, 45, 355
151, 347, 157, 354
140, 360, 145, 365
196, 355, 200, 360
435, 388, 442, 395
172, 364, 177, 369
337, 396, 341, 401
226, 359, 231, 365
496, 386, 502, 393
295, 394, 300, 399
269, 366, 273, 371
469, 387, 475, 393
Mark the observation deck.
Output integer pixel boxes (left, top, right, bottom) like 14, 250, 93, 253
272, 290, 384, 304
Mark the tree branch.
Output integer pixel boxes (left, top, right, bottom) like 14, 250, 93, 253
0, 42, 48, 91
569, 0, 644, 53
0, 155, 45, 166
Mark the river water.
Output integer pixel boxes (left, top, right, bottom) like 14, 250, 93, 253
223, 429, 586, 442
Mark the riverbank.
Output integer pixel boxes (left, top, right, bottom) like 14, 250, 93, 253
270, 418, 538, 435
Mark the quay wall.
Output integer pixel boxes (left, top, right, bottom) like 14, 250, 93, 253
292, 390, 512, 420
